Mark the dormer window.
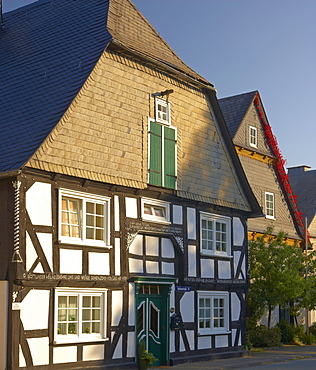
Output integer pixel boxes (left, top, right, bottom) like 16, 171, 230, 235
155, 98, 170, 125
249, 126, 257, 148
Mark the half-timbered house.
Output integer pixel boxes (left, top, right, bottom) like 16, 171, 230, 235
219, 91, 306, 325
0, 1, 261, 369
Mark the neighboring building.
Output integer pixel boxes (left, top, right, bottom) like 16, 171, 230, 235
0, 1, 261, 369
288, 165, 316, 324
219, 91, 305, 326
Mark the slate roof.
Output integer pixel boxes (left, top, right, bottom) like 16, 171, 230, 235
218, 91, 257, 138
288, 167, 316, 228
0, 0, 210, 174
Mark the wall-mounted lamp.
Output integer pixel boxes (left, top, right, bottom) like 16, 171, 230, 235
152, 89, 174, 99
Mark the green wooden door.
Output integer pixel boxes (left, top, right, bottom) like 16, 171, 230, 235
136, 285, 169, 367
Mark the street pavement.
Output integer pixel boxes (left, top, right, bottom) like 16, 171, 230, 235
170, 345, 316, 369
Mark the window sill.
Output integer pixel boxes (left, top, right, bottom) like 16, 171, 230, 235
142, 217, 171, 225
54, 337, 109, 345
198, 331, 231, 336
200, 252, 232, 259
58, 239, 112, 249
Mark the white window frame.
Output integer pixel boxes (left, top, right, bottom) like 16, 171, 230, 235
265, 192, 275, 219
200, 212, 231, 256
155, 98, 171, 125
197, 291, 230, 335
59, 189, 111, 248
54, 288, 108, 344
249, 126, 258, 148
141, 198, 170, 224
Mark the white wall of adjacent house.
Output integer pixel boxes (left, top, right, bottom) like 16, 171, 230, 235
0, 281, 8, 370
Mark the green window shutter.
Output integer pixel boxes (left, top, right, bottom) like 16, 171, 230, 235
149, 121, 162, 186
164, 126, 176, 189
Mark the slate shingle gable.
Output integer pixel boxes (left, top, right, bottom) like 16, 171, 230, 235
0, 0, 112, 173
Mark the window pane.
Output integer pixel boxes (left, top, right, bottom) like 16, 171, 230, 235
82, 309, 91, 321
95, 229, 103, 240
154, 207, 165, 217
86, 202, 95, 214
61, 197, 81, 238
92, 309, 100, 320
68, 322, 77, 334
82, 323, 90, 334
69, 296, 78, 308
144, 205, 152, 215
58, 296, 67, 308
58, 323, 67, 335
83, 296, 91, 307
92, 322, 100, 333
86, 215, 95, 227
92, 296, 101, 307
58, 309, 67, 321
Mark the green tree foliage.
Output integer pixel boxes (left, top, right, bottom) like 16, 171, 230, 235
247, 228, 316, 328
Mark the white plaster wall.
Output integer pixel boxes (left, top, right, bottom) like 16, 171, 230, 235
115, 238, 121, 276
180, 291, 194, 322
201, 258, 215, 278
215, 335, 228, 348
114, 195, 120, 231
232, 329, 242, 346
53, 346, 77, 364
231, 292, 241, 321
233, 251, 241, 279
162, 262, 174, 275
88, 252, 110, 275
186, 330, 195, 350
129, 258, 143, 273
218, 260, 231, 279
26, 182, 52, 226
20, 289, 49, 330
125, 197, 138, 218
130, 234, 143, 255
161, 238, 174, 258
19, 345, 26, 367
0, 281, 8, 370
59, 249, 82, 274
127, 332, 135, 358
180, 335, 185, 352
146, 236, 159, 256
112, 290, 123, 326
26, 231, 37, 271
187, 208, 196, 240
112, 335, 123, 359
233, 217, 244, 246
170, 285, 175, 310
198, 336, 212, 349
173, 205, 183, 224
170, 330, 175, 352
128, 283, 135, 326
37, 233, 53, 271
188, 245, 196, 277
259, 306, 279, 327
146, 261, 159, 274
82, 344, 104, 361
27, 337, 49, 365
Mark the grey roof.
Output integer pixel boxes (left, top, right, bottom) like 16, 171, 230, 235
0, 0, 112, 173
218, 91, 257, 138
0, 0, 213, 175
288, 167, 316, 227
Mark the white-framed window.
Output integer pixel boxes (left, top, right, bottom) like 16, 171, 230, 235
141, 198, 170, 224
200, 212, 231, 256
265, 192, 275, 219
198, 291, 229, 334
59, 189, 111, 247
155, 98, 171, 125
54, 288, 107, 343
249, 126, 257, 148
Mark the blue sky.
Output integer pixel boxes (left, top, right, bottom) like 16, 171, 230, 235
3, 0, 316, 170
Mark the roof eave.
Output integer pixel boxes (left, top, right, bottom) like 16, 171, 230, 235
108, 39, 216, 91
